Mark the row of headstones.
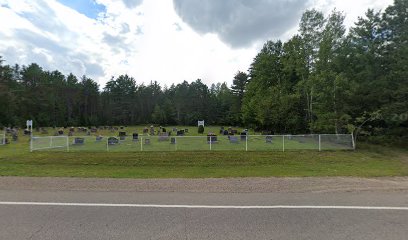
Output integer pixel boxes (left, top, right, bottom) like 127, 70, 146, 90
142, 127, 189, 136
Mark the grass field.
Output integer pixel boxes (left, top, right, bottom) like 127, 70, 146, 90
0, 126, 407, 178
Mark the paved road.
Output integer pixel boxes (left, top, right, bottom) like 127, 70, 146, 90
1, 177, 407, 240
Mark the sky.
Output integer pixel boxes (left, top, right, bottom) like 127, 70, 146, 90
0, 0, 393, 88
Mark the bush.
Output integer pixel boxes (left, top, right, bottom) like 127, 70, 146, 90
198, 125, 204, 134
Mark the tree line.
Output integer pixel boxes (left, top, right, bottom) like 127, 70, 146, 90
0, 0, 406, 140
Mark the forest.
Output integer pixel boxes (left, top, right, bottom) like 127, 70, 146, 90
0, 0, 407, 141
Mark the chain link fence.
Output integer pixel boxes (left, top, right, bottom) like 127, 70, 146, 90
30, 134, 355, 152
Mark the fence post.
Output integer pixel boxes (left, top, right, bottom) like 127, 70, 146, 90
175, 136, 177, 151
50, 136, 53, 148
318, 134, 321, 152
282, 135, 285, 152
30, 135, 33, 152
140, 136, 143, 151
66, 136, 69, 152
210, 136, 212, 151
351, 133, 356, 150
245, 135, 248, 151
106, 137, 109, 152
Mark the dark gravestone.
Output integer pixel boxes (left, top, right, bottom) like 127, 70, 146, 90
170, 137, 176, 144
74, 137, 85, 145
207, 133, 217, 143
132, 133, 139, 141
91, 128, 97, 133
118, 132, 126, 140
108, 137, 119, 145
223, 130, 229, 135
58, 130, 64, 135
265, 136, 273, 144
231, 129, 238, 134
24, 129, 31, 135
96, 136, 103, 141
240, 132, 247, 141
143, 128, 149, 134
177, 130, 185, 136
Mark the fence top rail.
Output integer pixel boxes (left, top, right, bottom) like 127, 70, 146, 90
32, 135, 68, 139
34, 134, 353, 138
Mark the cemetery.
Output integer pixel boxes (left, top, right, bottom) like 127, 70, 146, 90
0, 124, 352, 153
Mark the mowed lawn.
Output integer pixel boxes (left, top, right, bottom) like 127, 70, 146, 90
0, 126, 407, 178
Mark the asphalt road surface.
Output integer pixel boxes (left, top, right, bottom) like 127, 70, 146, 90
0, 177, 407, 240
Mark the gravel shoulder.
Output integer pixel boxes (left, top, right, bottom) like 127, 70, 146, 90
0, 176, 407, 193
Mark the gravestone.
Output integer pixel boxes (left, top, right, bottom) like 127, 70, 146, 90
231, 129, 238, 134
150, 126, 155, 135
143, 127, 149, 134
207, 133, 217, 143
223, 130, 229, 135
144, 138, 151, 145
96, 136, 103, 141
74, 137, 85, 145
108, 137, 119, 145
265, 136, 273, 144
172, 127, 177, 132
58, 129, 64, 135
240, 132, 247, 141
91, 128, 97, 133
68, 131, 73, 136
229, 136, 239, 144
158, 132, 169, 141
87, 131, 91, 136
24, 129, 31, 135
119, 132, 126, 140
170, 137, 176, 144
132, 133, 139, 141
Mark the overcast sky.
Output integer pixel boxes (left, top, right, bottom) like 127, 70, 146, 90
0, 0, 393, 87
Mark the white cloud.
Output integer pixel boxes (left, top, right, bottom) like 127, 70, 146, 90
0, 0, 395, 88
